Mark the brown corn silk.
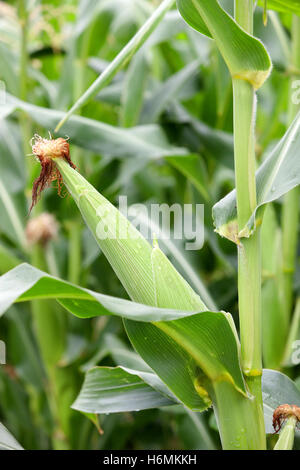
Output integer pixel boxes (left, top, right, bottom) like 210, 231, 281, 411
30, 135, 76, 212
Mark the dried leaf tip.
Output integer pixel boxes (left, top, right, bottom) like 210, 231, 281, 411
29, 134, 76, 212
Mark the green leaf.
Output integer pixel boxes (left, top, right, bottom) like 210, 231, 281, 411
72, 366, 176, 414
175, 0, 212, 37
0, 119, 27, 248
0, 262, 246, 411
74, 0, 108, 37
103, 334, 151, 372
120, 51, 148, 127
258, 0, 300, 15
177, 0, 272, 89
0, 422, 23, 450
136, 244, 245, 400
0, 243, 22, 275
0, 120, 25, 192
125, 312, 247, 409
0, 263, 206, 323
166, 154, 210, 201
0, 180, 26, 249
2, 95, 187, 161
213, 112, 300, 243
123, 243, 246, 409
262, 278, 286, 368
140, 60, 201, 124
166, 103, 234, 169
0, 257, 244, 404
0, 43, 19, 96
6, 307, 46, 390
111, 241, 245, 411
254, 9, 290, 68
262, 369, 300, 434
0, 263, 245, 388
124, 320, 212, 411
261, 205, 287, 369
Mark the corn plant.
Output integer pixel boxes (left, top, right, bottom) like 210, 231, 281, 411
0, 0, 300, 451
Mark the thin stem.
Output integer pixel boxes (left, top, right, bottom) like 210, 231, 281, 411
233, 79, 257, 229
30, 243, 69, 449
238, 231, 262, 373
55, 0, 175, 132
281, 15, 300, 321
233, 0, 266, 448
30, 244, 66, 370
234, 0, 262, 375
67, 221, 82, 285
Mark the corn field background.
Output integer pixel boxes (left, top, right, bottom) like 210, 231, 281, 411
0, 0, 299, 451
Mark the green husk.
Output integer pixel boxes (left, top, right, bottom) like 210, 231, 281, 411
274, 416, 297, 450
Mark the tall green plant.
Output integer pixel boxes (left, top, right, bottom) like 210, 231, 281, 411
1, 0, 300, 451
232, 1, 265, 445
19, 0, 270, 450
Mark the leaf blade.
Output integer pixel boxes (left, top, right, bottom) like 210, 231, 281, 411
262, 369, 300, 434
213, 112, 300, 242
72, 366, 176, 414
177, 0, 272, 89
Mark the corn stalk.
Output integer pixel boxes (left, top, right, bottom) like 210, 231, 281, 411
233, 0, 265, 445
